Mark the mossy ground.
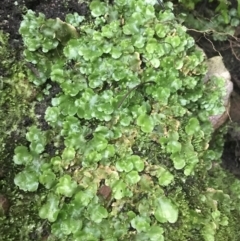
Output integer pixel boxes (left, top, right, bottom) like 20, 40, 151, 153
0, 39, 43, 239
0, 1, 88, 239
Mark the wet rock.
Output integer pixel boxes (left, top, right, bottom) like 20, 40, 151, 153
204, 56, 233, 129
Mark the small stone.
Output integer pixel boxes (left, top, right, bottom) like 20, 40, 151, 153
204, 56, 233, 129
98, 185, 112, 200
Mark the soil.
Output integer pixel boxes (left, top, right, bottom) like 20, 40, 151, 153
0, 0, 89, 40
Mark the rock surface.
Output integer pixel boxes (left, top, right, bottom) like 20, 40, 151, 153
230, 91, 240, 123
204, 56, 233, 129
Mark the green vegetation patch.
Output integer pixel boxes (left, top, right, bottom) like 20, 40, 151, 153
8, 0, 240, 240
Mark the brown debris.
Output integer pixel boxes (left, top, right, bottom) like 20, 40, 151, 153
98, 185, 112, 200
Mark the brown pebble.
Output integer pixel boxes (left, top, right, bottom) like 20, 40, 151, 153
98, 185, 112, 200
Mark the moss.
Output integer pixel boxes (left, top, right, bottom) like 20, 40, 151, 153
0, 30, 45, 240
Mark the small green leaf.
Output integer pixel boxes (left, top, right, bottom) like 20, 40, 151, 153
125, 170, 141, 184
89, 205, 108, 223
170, 153, 186, 170
120, 115, 132, 126
13, 146, 33, 165
42, 39, 59, 53
88, 74, 103, 89
90, 0, 108, 17
144, 27, 155, 38
129, 155, 145, 172
61, 116, 81, 136
184, 153, 199, 176
14, 169, 39, 192
168, 131, 179, 141
132, 35, 146, 48
74, 190, 94, 207
175, 59, 184, 70
90, 134, 108, 152
171, 104, 186, 117
157, 167, 174, 186
166, 140, 182, 154
56, 175, 78, 197
155, 23, 169, 38
60, 96, 78, 116
30, 141, 45, 154
185, 117, 200, 135
26, 126, 46, 143
154, 197, 179, 223
165, 35, 181, 48
51, 156, 62, 172
79, 43, 103, 61
170, 78, 182, 91
231, 17, 240, 27
40, 24, 55, 38
52, 215, 83, 236
84, 150, 102, 165
146, 39, 158, 53
116, 159, 134, 172
39, 170, 56, 189
150, 58, 160, 68
61, 79, 83, 96
26, 126, 46, 151
102, 145, 115, 159
111, 47, 122, 59
64, 39, 80, 59
158, 11, 175, 21
202, 223, 215, 241
136, 114, 154, 133
114, 0, 127, 6
131, 215, 150, 232
123, 22, 140, 35
65, 13, 85, 27
147, 226, 164, 241
119, 39, 135, 52
39, 193, 60, 222
112, 68, 127, 81
112, 180, 127, 200
220, 216, 228, 226
152, 87, 170, 105
62, 147, 76, 163
102, 25, 115, 38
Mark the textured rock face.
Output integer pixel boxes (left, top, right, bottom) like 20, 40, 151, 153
228, 91, 240, 140
230, 91, 240, 123
204, 56, 233, 129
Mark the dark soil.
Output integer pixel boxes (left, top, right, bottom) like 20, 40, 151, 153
0, 0, 89, 41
